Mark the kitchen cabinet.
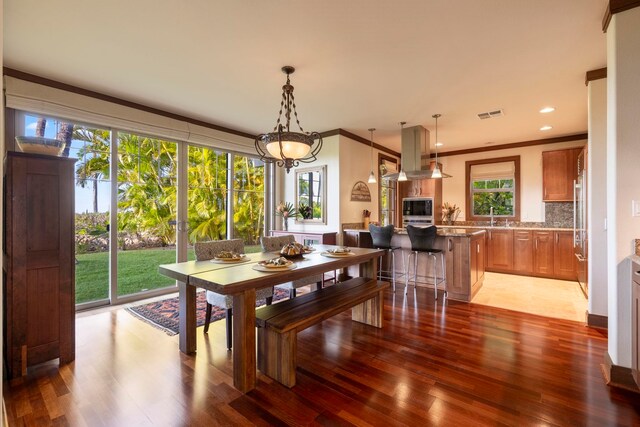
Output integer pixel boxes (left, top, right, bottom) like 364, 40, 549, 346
513, 231, 534, 274
486, 229, 514, 272
343, 230, 372, 248
271, 231, 337, 246
398, 161, 443, 223
470, 233, 485, 293
533, 231, 554, 276
3, 151, 76, 379
542, 147, 582, 201
443, 232, 485, 302
554, 231, 576, 280
485, 228, 576, 281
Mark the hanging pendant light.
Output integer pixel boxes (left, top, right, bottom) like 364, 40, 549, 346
397, 121, 408, 181
254, 66, 322, 173
367, 128, 377, 184
431, 114, 443, 179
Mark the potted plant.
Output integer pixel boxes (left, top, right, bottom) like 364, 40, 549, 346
275, 201, 298, 231
298, 202, 313, 220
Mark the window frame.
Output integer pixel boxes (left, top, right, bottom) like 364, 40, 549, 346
378, 153, 399, 226
465, 155, 520, 221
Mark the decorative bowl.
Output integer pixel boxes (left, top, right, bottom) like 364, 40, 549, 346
15, 136, 65, 156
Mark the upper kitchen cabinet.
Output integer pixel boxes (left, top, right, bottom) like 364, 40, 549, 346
542, 147, 583, 201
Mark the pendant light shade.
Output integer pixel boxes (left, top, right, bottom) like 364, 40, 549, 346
367, 128, 377, 184
397, 121, 408, 181
431, 114, 445, 179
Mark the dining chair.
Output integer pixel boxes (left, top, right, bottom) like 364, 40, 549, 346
405, 225, 446, 299
194, 239, 274, 350
260, 235, 323, 298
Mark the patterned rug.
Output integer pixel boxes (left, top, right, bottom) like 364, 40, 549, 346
126, 287, 289, 336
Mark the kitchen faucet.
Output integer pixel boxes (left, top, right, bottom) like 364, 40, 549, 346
490, 207, 495, 226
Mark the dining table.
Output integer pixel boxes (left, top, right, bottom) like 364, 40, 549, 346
158, 244, 384, 392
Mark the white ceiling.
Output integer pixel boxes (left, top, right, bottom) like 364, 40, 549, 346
4, 0, 607, 153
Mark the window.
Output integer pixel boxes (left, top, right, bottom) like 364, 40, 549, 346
379, 154, 398, 226
465, 156, 520, 221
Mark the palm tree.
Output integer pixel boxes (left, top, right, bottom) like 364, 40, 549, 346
75, 129, 110, 213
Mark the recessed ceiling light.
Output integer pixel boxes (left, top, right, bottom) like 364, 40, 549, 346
435, 142, 443, 147
540, 107, 556, 114
540, 125, 553, 131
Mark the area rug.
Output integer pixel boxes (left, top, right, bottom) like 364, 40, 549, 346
126, 287, 289, 336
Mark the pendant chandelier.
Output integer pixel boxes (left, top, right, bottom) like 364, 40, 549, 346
367, 128, 377, 184
255, 66, 322, 173
430, 114, 452, 179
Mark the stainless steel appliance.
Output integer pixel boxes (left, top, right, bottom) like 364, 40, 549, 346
402, 197, 434, 226
574, 148, 588, 298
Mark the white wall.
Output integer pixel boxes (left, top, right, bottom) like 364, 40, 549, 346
280, 135, 342, 234
440, 140, 586, 222
588, 78, 608, 317
606, 7, 640, 368
339, 135, 384, 225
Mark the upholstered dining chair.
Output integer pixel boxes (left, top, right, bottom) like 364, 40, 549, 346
194, 239, 274, 350
260, 235, 323, 298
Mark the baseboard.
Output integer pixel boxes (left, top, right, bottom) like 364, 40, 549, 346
586, 311, 608, 329
601, 351, 640, 393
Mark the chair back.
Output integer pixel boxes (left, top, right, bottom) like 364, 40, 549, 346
369, 224, 394, 249
406, 225, 437, 252
260, 235, 296, 252
194, 239, 244, 261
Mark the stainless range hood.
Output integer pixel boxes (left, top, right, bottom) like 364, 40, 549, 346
383, 125, 451, 180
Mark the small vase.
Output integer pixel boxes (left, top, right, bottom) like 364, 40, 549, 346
363, 217, 370, 230
283, 217, 289, 231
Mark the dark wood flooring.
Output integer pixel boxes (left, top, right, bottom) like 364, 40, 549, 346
4, 288, 640, 426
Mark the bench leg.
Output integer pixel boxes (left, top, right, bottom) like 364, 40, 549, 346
351, 289, 384, 328
257, 328, 297, 388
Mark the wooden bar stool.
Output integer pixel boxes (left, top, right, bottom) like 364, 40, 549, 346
405, 225, 446, 299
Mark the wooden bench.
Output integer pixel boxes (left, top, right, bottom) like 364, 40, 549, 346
255, 277, 390, 387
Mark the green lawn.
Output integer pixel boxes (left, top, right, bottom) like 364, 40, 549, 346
75, 245, 261, 304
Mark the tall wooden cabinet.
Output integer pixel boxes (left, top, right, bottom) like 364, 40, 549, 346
3, 151, 76, 378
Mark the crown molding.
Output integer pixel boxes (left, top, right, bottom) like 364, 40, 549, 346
585, 67, 607, 85
602, 0, 640, 32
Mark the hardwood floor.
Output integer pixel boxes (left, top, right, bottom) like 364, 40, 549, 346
4, 288, 640, 426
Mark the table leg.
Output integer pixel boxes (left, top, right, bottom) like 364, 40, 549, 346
178, 281, 196, 354
232, 288, 257, 392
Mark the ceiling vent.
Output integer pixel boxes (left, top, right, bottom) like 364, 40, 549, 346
477, 109, 504, 120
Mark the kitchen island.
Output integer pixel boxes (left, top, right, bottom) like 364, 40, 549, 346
344, 228, 486, 302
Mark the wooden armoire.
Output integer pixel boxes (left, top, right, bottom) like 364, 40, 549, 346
3, 151, 76, 378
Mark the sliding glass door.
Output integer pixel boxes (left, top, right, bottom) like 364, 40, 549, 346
116, 132, 178, 298
13, 110, 269, 308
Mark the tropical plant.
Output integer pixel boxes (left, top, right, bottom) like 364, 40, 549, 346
298, 202, 312, 219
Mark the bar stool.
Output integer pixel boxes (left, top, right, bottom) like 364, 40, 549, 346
369, 224, 404, 292
405, 225, 446, 299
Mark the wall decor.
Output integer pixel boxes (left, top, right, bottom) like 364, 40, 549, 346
350, 181, 372, 202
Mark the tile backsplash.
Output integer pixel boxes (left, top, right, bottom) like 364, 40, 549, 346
635, 239, 640, 256
545, 202, 573, 228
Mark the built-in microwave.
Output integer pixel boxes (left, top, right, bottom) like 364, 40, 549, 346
402, 197, 434, 226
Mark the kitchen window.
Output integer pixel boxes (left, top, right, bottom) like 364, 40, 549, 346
379, 154, 398, 226
465, 156, 520, 221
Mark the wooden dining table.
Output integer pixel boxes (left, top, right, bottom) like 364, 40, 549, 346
158, 244, 384, 392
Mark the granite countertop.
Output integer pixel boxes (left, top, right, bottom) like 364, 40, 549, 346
345, 225, 573, 233
344, 228, 485, 237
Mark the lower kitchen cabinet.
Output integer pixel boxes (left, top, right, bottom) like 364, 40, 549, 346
554, 231, 576, 280
486, 229, 577, 281
445, 232, 485, 301
486, 229, 513, 272
513, 231, 533, 274
533, 231, 554, 276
